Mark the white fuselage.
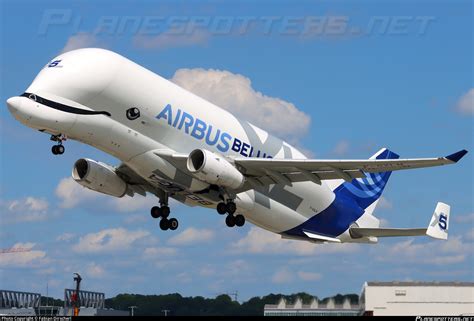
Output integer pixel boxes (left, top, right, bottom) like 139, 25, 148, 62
7, 48, 365, 241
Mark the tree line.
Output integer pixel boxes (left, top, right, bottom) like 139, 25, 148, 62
104, 292, 359, 316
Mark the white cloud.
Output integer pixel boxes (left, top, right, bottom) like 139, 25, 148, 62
377, 196, 393, 210
56, 233, 76, 242
143, 247, 177, 258
55, 177, 162, 213
123, 214, 149, 224
454, 213, 474, 223
0, 243, 48, 268
110, 195, 157, 213
171, 68, 311, 140
199, 265, 216, 277
331, 140, 350, 156
465, 228, 474, 241
227, 259, 251, 275
133, 29, 210, 50
141, 247, 183, 269
232, 227, 358, 256
272, 267, 293, 284
456, 88, 474, 115
73, 228, 150, 253
37, 267, 56, 276
86, 262, 105, 278
176, 272, 193, 283
379, 218, 390, 227
56, 177, 99, 209
1, 197, 51, 224
375, 236, 472, 266
168, 227, 215, 246
61, 33, 103, 53
297, 271, 322, 281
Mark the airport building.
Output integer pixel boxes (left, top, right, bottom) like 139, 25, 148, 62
360, 281, 474, 316
264, 281, 474, 316
264, 297, 360, 316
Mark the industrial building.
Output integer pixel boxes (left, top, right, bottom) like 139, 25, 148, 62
0, 290, 39, 316
264, 281, 474, 316
0, 289, 128, 316
264, 297, 360, 316
360, 281, 474, 316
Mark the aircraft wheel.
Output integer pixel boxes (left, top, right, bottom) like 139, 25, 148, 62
235, 214, 245, 227
52, 145, 58, 155
57, 145, 65, 154
151, 206, 161, 218
225, 214, 236, 227
159, 218, 170, 230
161, 205, 170, 218
226, 202, 237, 215
217, 202, 227, 215
169, 218, 179, 231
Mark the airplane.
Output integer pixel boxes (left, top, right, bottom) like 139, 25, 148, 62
6, 48, 468, 244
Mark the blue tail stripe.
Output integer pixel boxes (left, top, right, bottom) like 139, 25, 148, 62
282, 148, 399, 238
336, 149, 399, 210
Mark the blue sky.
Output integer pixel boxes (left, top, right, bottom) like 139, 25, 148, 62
0, 0, 472, 302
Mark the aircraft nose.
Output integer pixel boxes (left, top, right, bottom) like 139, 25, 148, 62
6, 96, 22, 114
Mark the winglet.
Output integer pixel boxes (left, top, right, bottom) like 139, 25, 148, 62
446, 149, 468, 163
426, 202, 450, 240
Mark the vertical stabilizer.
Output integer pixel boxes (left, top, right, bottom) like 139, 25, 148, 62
426, 202, 450, 240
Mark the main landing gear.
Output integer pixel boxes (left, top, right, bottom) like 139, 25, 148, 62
50, 134, 66, 155
150, 195, 179, 231
216, 200, 245, 228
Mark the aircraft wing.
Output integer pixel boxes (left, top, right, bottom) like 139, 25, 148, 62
155, 149, 467, 191
233, 149, 468, 188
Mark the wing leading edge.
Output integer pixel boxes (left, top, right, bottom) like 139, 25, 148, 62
233, 149, 468, 189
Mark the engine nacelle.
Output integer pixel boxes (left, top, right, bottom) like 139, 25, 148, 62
72, 158, 127, 198
186, 149, 245, 190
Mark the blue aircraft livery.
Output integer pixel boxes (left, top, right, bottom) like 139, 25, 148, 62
156, 104, 273, 158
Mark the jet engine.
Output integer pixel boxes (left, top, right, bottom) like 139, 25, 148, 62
72, 158, 127, 197
186, 149, 245, 189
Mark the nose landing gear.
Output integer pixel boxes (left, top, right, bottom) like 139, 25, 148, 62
52, 144, 65, 155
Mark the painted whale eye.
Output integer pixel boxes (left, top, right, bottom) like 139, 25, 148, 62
126, 107, 140, 120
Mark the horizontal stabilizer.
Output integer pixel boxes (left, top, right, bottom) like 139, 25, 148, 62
349, 202, 451, 241
350, 227, 427, 238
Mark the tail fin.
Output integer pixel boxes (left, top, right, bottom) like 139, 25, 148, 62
334, 148, 400, 211
426, 202, 450, 240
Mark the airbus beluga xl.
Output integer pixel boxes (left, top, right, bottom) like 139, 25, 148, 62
6, 48, 468, 243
